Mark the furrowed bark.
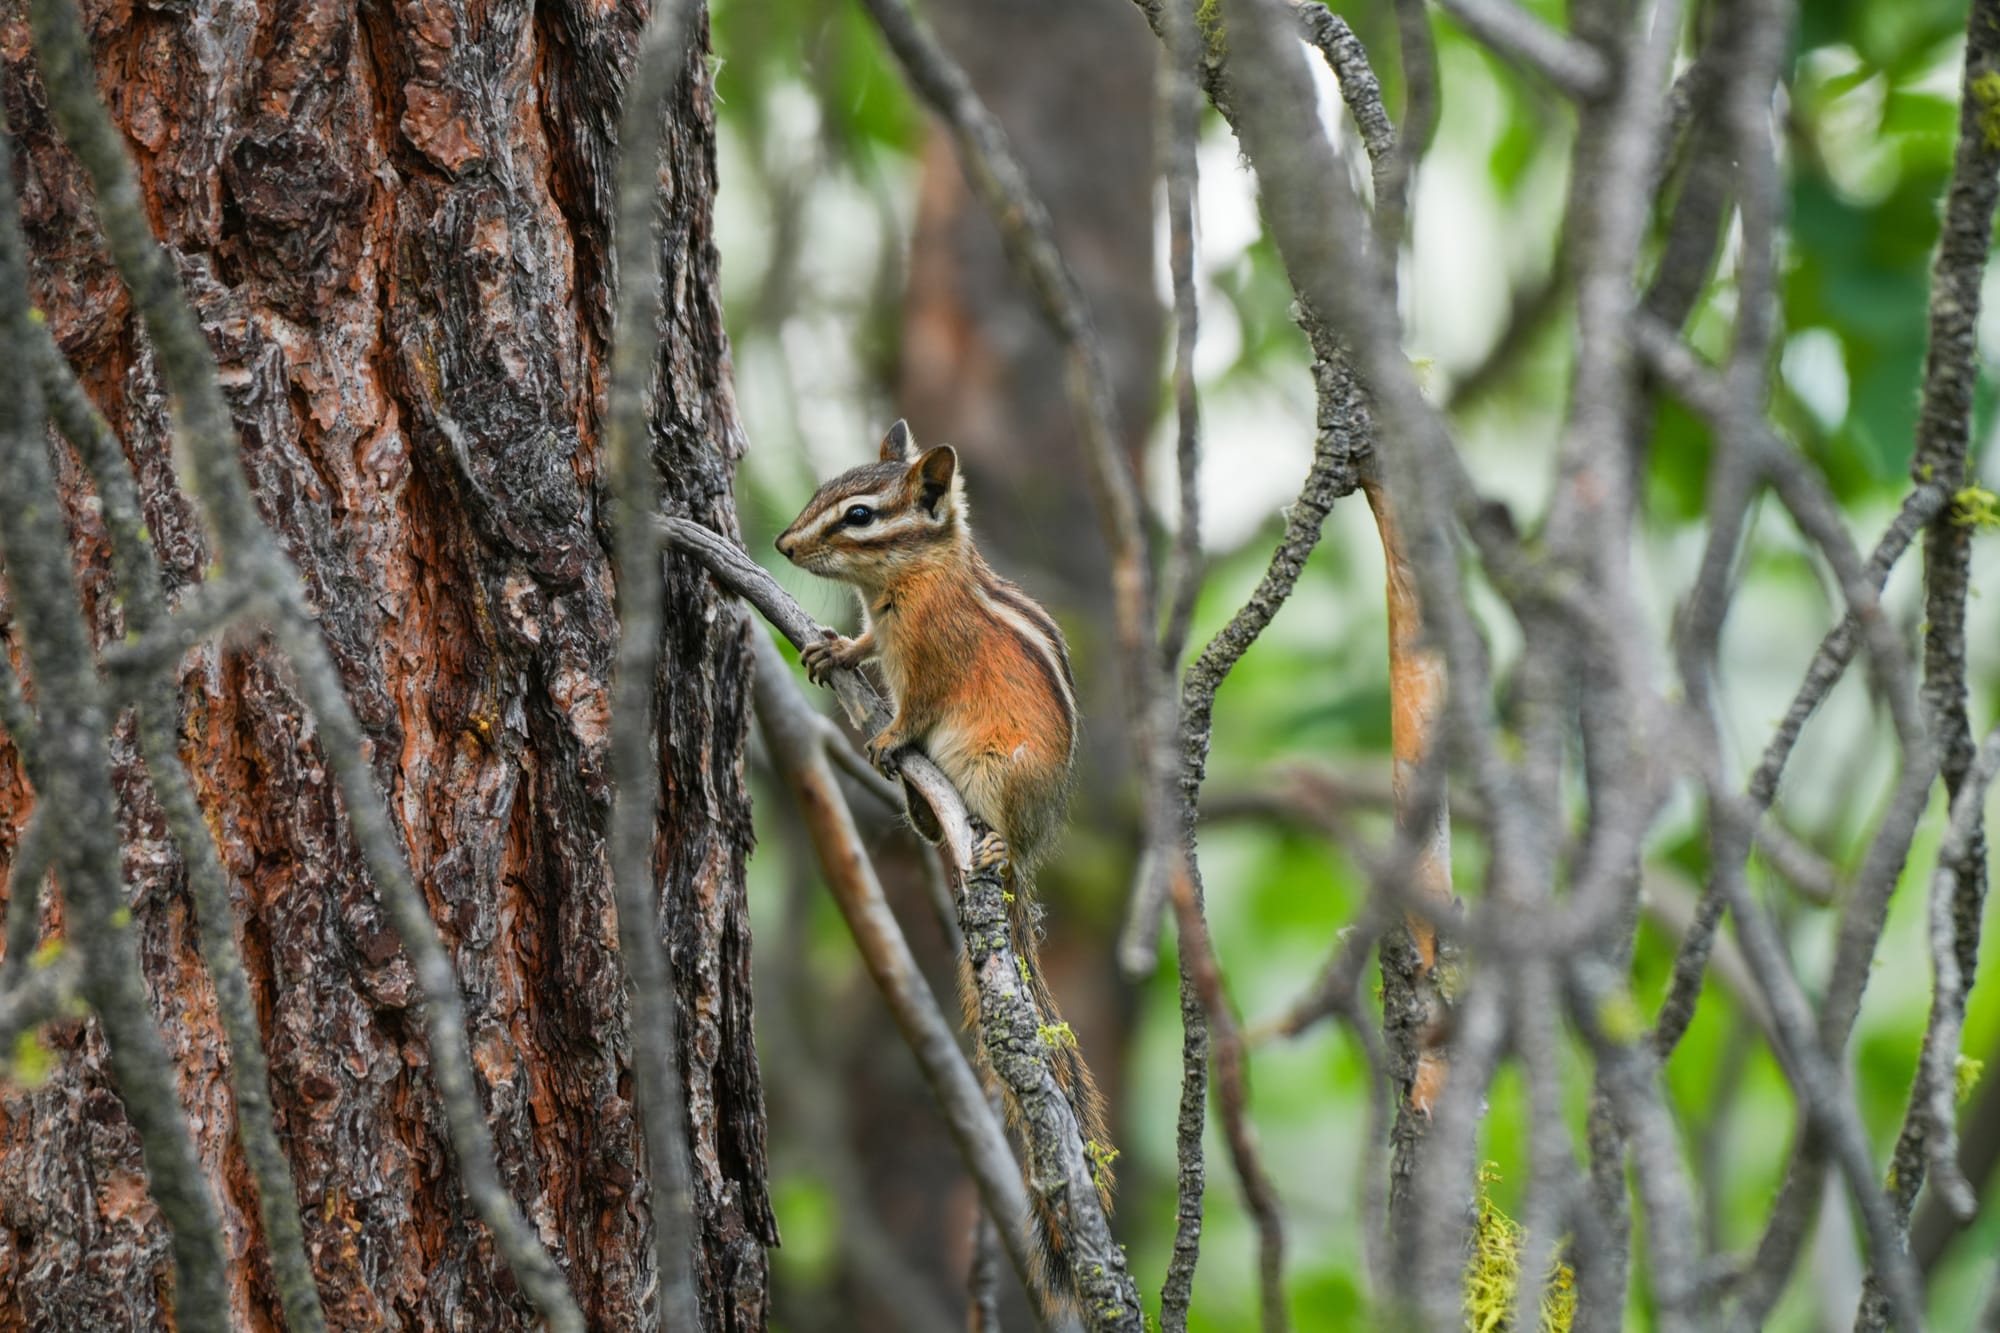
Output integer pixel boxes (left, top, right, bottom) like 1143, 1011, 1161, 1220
0, 0, 772, 1324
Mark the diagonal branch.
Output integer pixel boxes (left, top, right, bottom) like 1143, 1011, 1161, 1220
1435, 0, 1613, 98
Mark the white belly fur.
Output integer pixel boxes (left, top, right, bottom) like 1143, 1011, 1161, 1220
922, 721, 1014, 834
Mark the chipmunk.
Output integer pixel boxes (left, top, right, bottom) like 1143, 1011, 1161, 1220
775, 419, 1113, 1289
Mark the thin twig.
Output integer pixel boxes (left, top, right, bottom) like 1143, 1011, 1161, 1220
1510, 962, 1583, 1333
1435, 0, 1613, 98
970, 1192, 1004, 1333
1155, 0, 1213, 1324
1170, 861, 1289, 1333
97, 578, 266, 685
1382, 0, 1439, 256
1697, 786, 1930, 1333
1640, 319, 1945, 1059
1290, 4, 1401, 255
1218, 0, 1525, 876
1120, 362, 1366, 975
604, 2, 707, 1325
1913, 724, 2000, 1215
1, 809, 52, 994
1159, 0, 1207, 672
0, 648, 40, 776
1567, 957, 1706, 1332
1855, 4, 2000, 1320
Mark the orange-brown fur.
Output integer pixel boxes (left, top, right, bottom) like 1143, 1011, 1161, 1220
776, 421, 1114, 1287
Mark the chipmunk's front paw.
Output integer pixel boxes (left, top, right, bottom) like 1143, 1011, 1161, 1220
799, 631, 865, 687
970, 827, 1011, 877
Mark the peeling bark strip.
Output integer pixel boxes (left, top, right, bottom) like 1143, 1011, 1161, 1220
1362, 479, 1455, 1234
0, 0, 771, 1326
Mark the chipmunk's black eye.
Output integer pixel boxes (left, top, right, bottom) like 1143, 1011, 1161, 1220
843, 504, 875, 527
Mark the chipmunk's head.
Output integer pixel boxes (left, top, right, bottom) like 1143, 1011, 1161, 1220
775, 420, 967, 590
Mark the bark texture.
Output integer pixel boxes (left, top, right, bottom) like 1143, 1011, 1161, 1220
0, 0, 772, 1327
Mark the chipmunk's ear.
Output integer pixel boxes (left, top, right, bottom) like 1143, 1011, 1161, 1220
879, 418, 919, 463
912, 444, 959, 518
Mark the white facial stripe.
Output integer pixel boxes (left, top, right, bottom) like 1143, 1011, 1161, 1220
840, 510, 931, 544
819, 493, 894, 538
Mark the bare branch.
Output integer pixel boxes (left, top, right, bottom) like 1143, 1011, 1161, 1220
1435, 0, 1613, 98
1170, 864, 1289, 1332
603, 3, 709, 1324
1, 810, 52, 995
1915, 724, 2000, 1215
0, 943, 83, 1059
1382, 0, 1439, 256
1120, 360, 1367, 975
1852, 6, 2000, 1320
1155, 0, 1213, 1323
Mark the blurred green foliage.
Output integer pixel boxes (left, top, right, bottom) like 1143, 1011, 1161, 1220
711, 0, 2000, 1328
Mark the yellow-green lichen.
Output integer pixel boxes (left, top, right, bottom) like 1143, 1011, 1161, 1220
9, 1032, 54, 1089
1959, 1054, 1985, 1105
1595, 987, 1646, 1046
1433, 955, 1468, 1006
1195, 0, 1225, 54
1952, 484, 1999, 529
1973, 71, 2000, 150
29, 937, 65, 969
1464, 1164, 1576, 1333
1038, 1021, 1077, 1048
1086, 1138, 1121, 1189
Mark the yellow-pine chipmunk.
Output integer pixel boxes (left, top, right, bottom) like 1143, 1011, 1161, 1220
775, 419, 1114, 1284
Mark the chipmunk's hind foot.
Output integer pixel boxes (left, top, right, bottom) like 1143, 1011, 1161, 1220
970, 825, 1011, 877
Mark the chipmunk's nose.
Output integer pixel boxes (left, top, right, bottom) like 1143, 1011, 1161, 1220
774, 530, 797, 559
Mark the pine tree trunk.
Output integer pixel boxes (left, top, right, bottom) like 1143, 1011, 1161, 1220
0, 1, 772, 1327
